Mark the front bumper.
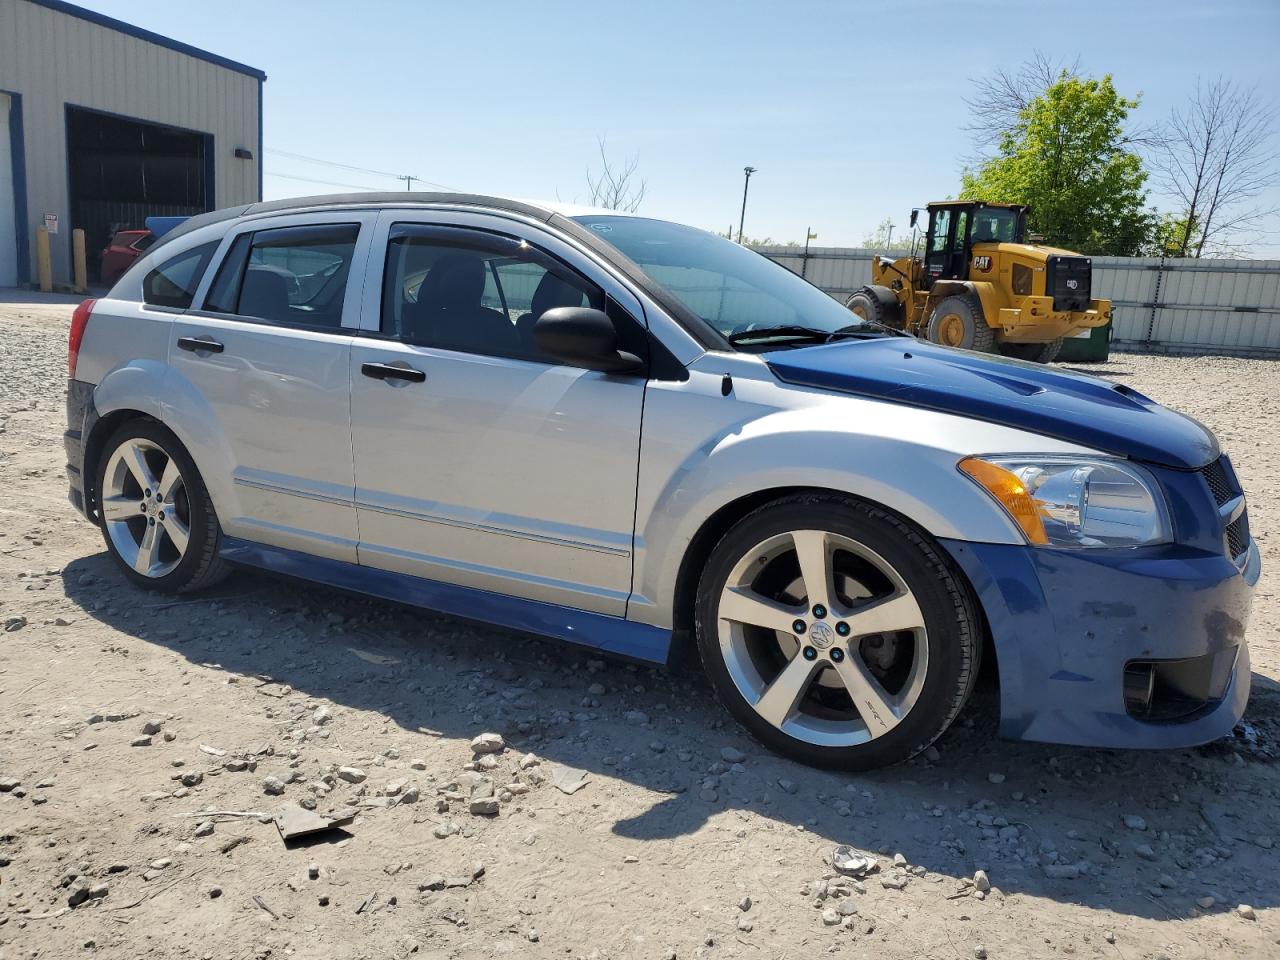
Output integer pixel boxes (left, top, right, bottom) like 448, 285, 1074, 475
995, 298, 1111, 341
941, 536, 1257, 749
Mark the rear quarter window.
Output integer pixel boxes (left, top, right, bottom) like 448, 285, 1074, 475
142, 241, 218, 310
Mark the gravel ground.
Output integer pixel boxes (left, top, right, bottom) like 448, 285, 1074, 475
1, 293, 1278, 960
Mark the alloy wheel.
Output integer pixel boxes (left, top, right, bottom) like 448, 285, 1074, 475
100, 437, 192, 579
715, 529, 929, 747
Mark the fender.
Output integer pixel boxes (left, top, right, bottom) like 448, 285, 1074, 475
89, 357, 169, 425
626, 361, 1098, 629
930, 280, 1002, 329
91, 357, 243, 526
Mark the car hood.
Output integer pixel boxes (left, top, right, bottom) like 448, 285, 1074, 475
764, 338, 1219, 469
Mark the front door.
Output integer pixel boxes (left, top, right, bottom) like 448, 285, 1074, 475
168, 214, 375, 561
349, 216, 648, 615
924, 207, 971, 284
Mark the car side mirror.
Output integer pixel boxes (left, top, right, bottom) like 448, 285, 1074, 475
534, 307, 643, 374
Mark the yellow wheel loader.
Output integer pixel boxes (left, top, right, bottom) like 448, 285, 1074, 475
847, 201, 1111, 363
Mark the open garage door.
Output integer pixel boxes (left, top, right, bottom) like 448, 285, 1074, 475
66, 106, 210, 281
0, 93, 18, 287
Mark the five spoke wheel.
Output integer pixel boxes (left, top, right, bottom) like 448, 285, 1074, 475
100, 437, 192, 579
716, 528, 930, 748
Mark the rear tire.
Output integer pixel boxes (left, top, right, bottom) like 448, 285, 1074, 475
846, 287, 903, 330
999, 338, 1063, 363
927, 294, 995, 352
693, 493, 981, 770
95, 419, 229, 594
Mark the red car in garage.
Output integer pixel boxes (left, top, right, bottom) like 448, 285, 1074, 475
99, 229, 155, 286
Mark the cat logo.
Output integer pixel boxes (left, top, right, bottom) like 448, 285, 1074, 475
973, 255, 992, 273
1066, 279, 1079, 290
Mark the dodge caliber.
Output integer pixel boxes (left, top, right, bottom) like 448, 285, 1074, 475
63, 194, 1259, 769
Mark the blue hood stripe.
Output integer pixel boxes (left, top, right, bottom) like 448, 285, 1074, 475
765, 339, 1219, 470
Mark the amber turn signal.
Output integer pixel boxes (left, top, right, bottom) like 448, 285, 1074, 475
958, 457, 1048, 545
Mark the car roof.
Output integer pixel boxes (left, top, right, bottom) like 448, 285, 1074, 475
149, 192, 727, 352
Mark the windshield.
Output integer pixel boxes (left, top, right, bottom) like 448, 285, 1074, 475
570, 215, 885, 346
970, 208, 1020, 244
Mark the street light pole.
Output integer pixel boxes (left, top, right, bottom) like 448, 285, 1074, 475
737, 166, 757, 244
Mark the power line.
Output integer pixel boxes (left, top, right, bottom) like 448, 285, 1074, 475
263, 171, 383, 192
265, 148, 455, 190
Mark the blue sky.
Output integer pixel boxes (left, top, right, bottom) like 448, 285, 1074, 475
83, 0, 1280, 252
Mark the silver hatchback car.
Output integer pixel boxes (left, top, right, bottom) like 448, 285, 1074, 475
65, 193, 1257, 769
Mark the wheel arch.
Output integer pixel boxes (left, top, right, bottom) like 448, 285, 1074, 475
929, 280, 1001, 328
82, 408, 159, 521
847, 284, 905, 328
93, 358, 242, 526
666, 486, 997, 692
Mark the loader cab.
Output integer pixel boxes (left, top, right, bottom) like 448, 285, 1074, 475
919, 202, 1027, 287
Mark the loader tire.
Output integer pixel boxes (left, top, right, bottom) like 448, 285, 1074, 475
999, 338, 1063, 363
927, 294, 995, 353
846, 287, 903, 330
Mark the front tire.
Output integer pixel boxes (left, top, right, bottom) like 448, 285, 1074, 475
694, 494, 981, 770
845, 287, 903, 330
927, 294, 995, 352
96, 419, 229, 594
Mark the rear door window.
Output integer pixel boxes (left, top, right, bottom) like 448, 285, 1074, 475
202, 224, 359, 328
142, 241, 218, 309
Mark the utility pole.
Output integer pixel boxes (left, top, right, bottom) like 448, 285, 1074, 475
885, 223, 895, 252
737, 166, 757, 244
397, 175, 419, 191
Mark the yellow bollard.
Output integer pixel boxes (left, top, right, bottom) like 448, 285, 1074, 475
36, 226, 52, 293
72, 228, 87, 293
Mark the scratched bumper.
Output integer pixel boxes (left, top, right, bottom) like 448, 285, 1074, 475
941, 536, 1256, 749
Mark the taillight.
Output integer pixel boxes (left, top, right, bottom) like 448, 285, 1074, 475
69, 298, 97, 378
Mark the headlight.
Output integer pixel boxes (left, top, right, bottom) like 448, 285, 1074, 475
959, 456, 1171, 548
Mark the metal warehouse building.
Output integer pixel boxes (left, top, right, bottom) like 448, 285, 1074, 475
0, 0, 263, 287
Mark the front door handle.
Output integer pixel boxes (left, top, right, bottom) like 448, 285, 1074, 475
177, 335, 224, 354
361, 362, 426, 384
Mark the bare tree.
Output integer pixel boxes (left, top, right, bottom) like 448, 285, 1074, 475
585, 138, 647, 212
963, 52, 1081, 151
962, 52, 1161, 162
1154, 77, 1278, 257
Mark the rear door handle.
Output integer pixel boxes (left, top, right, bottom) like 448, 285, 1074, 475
361, 362, 426, 383
177, 335, 224, 354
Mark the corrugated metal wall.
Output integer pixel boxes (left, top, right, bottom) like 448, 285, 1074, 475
755, 245, 1280, 357
0, 0, 261, 285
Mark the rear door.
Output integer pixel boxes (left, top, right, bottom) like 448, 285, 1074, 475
167, 212, 376, 561
348, 211, 649, 614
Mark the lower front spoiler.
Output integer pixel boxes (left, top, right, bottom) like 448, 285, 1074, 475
941, 538, 1256, 750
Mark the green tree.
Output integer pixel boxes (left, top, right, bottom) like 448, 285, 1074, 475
1147, 212, 1201, 257
861, 217, 910, 250
961, 75, 1155, 255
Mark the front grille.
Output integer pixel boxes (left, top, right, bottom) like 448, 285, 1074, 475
1201, 457, 1234, 506
1198, 455, 1250, 561
1226, 516, 1248, 559
1045, 255, 1092, 312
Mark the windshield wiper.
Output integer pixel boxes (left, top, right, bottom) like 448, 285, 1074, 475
727, 322, 909, 346
832, 320, 912, 339
727, 324, 833, 345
